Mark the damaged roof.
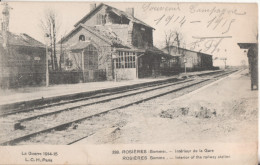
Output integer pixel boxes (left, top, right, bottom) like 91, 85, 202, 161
60, 23, 130, 48
0, 31, 45, 48
87, 25, 127, 47
62, 24, 172, 59
74, 3, 154, 29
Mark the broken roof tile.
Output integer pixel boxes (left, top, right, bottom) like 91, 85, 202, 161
74, 3, 154, 29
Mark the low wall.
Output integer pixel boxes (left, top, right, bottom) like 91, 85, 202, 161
115, 68, 136, 80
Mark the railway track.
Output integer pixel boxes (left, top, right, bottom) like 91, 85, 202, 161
0, 78, 195, 117
0, 70, 225, 117
0, 79, 192, 117
0, 69, 237, 145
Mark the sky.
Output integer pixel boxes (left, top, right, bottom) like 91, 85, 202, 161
1, 1, 258, 66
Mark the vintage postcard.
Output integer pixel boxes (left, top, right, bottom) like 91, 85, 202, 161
0, 1, 258, 165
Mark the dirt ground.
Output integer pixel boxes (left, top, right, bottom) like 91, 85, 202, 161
75, 69, 258, 144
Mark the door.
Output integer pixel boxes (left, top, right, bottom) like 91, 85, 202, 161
83, 44, 98, 81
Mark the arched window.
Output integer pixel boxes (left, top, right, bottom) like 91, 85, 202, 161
79, 35, 85, 41
84, 44, 98, 70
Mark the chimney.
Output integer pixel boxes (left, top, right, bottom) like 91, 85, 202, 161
126, 8, 134, 17
90, 3, 96, 11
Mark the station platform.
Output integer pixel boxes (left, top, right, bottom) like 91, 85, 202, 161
71, 68, 257, 145
0, 70, 222, 109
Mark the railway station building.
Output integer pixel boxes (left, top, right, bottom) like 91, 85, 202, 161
59, 3, 173, 81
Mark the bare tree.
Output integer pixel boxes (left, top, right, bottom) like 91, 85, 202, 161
164, 30, 187, 72
59, 31, 67, 71
174, 31, 181, 54
164, 30, 184, 55
39, 8, 61, 71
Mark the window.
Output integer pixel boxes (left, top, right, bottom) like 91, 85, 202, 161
116, 51, 136, 69
170, 58, 177, 64
79, 35, 85, 41
97, 14, 107, 25
84, 44, 98, 70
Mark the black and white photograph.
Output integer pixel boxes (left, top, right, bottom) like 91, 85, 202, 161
0, 1, 258, 165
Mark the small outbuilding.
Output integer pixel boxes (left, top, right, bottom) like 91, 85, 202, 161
237, 43, 258, 90
0, 31, 46, 88
161, 46, 213, 72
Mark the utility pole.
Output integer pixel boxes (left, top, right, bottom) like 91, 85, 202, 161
219, 58, 227, 69
60, 35, 63, 71
111, 47, 117, 81
1, 2, 12, 48
184, 57, 187, 74
224, 49, 227, 69
224, 58, 227, 69
81, 50, 85, 82
175, 32, 180, 54
45, 34, 50, 87
113, 58, 117, 82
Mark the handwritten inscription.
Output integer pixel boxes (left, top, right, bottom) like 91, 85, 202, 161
189, 36, 232, 53
189, 4, 247, 16
145, 3, 246, 54
142, 3, 181, 12
154, 14, 186, 27
152, 5, 244, 32
207, 14, 236, 34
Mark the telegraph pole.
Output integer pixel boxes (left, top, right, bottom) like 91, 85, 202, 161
111, 47, 117, 82
184, 58, 187, 74
1, 2, 12, 48
45, 34, 49, 87
82, 50, 85, 82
